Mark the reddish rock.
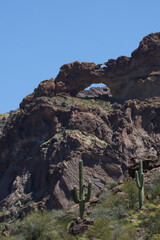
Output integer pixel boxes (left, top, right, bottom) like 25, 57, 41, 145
55, 32, 160, 102
1, 224, 12, 237
69, 218, 94, 235
0, 94, 160, 211
20, 78, 55, 109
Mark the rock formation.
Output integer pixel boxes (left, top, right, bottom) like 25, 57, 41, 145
21, 32, 160, 105
0, 32, 160, 215
77, 86, 111, 99
0, 93, 160, 211
20, 78, 55, 109
55, 32, 160, 101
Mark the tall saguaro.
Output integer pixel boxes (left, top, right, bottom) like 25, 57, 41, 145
135, 160, 144, 209
71, 160, 92, 219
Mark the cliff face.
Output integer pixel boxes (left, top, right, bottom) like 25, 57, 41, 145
0, 94, 160, 211
0, 33, 160, 214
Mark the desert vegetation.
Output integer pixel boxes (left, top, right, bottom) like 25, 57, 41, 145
51, 95, 113, 112
0, 163, 160, 240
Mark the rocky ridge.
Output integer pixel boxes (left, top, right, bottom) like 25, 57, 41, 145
0, 32, 160, 216
21, 32, 160, 107
55, 32, 160, 101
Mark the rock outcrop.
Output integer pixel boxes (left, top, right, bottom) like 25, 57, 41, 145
20, 78, 55, 109
77, 86, 111, 99
55, 32, 160, 101
20, 32, 160, 104
0, 93, 160, 211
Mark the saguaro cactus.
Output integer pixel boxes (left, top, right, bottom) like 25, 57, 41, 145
71, 160, 92, 219
135, 160, 144, 209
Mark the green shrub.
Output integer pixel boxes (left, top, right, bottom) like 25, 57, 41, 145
85, 218, 113, 240
86, 219, 137, 240
12, 210, 75, 240
90, 191, 127, 221
1, 237, 18, 240
145, 172, 160, 201
16, 211, 55, 240
112, 223, 137, 240
121, 180, 138, 209
140, 208, 160, 239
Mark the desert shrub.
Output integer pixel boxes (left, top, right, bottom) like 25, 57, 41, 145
106, 181, 118, 190
140, 208, 160, 239
52, 215, 76, 240
145, 172, 160, 201
15, 211, 55, 240
1, 238, 18, 240
12, 210, 75, 240
85, 218, 113, 240
90, 190, 127, 221
112, 223, 137, 240
121, 180, 138, 209
86, 219, 137, 240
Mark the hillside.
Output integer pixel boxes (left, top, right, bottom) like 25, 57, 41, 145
0, 32, 160, 239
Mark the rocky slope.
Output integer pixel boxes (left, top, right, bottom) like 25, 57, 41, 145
0, 32, 160, 215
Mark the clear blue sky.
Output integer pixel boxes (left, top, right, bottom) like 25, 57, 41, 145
0, 0, 160, 113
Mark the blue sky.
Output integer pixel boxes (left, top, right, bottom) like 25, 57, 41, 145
0, 0, 160, 113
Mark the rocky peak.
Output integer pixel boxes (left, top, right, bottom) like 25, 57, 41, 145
132, 32, 160, 57
20, 78, 55, 109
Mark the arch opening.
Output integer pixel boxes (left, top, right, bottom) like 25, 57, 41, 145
85, 83, 106, 90
76, 83, 112, 100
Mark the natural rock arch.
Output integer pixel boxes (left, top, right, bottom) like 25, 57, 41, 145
55, 33, 160, 102
20, 32, 160, 109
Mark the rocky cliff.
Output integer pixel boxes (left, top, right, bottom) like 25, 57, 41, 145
0, 33, 160, 215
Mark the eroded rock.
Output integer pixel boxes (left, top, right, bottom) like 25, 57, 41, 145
55, 33, 160, 101
20, 78, 55, 109
0, 93, 160, 210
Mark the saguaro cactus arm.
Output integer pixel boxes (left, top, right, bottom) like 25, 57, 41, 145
135, 171, 140, 188
85, 181, 92, 202
79, 160, 84, 199
135, 161, 144, 189
71, 187, 80, 204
